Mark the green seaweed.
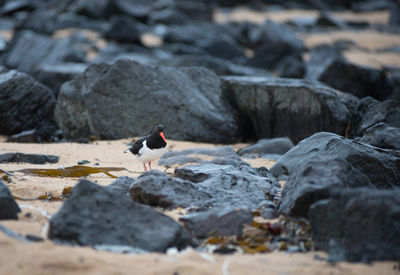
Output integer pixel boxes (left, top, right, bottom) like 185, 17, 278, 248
18, 165, 127, 178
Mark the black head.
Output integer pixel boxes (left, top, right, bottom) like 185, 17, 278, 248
153, 124, 164, 134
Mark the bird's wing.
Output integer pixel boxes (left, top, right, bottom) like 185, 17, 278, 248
129, 136, 148, 155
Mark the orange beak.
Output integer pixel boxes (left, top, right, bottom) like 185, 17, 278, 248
160, 132, 167, 143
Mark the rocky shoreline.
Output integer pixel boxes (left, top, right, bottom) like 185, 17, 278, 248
0, 0, 400, 273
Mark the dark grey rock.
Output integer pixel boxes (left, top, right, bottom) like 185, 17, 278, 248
180, 207, 253, 239
306, 47, 395, 100
49, 179, 193, 252
67, 0, 114, 19
0, 180, 20, 220
130, 162, 281, 213
103, 15, 145, 44
237, 137, 294, 157
0, 153, 59, 164
221, 76, 358, 143
34, 63, 87, 97
309, 188, 400, 262
7, 129, 39, 143
356, 122, 400, 150
0, 0, 34, 15
105, 176, 135, 197
272, 132, 400, 217
161, 54, 272, 77
4, 30, 92, 76
247, 21, 305, 74
389, 1, 400, 26
21, 9, 109, 34
55, 59, 239, 142
0, 70, 57, 140
358, 100, 400, 135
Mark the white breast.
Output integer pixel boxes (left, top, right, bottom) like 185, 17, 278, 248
137, 140, 167, 163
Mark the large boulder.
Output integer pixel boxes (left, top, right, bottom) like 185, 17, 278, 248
221, 76, 358, 143
0, 70, 57, 140
306, 46, 395, 100
309, 188, 400, 262
271, 132, 400, 218
130, 160, 280, 215
55, 59, 239, 142
0, 180, 20, 220
49, 179, 192, 252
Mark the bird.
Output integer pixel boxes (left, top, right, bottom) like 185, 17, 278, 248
124, 124, 167, 171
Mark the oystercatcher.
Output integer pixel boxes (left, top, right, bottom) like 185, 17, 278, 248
124, 125, 167, 171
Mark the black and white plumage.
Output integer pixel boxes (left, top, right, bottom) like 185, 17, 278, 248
124, 125, 167, 171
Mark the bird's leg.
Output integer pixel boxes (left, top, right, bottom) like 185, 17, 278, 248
143, 163, 147, 171
148, 161, 152, 170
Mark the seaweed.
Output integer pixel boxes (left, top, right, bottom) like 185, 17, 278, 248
18, 165, 127, 178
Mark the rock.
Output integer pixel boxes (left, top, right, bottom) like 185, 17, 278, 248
112, 0, 153, 21
130, 161, 280, 215
164, 23, 239, 46
4, 30, 91, 76
55, 59, 239, 142
49, 179, 192, 252
66, 0, 114, 19
309, 188, 400, 262
105, 176, 135, 197
148, 9, 190, 25
221, 76, 358, 143
7, 129, 39, 143
389, 1, 400, 26
358, 100, 400, 135
0, 70, 57, 140
0, 0, 34, 15
246, 21, 305, 74
161, 54, 272, 77
103, 15, 145, 44
237, 137, 294, 157
180, 207, 253, 239
356, 122, 400, 150
21, 9, 109, 34
0, 153, 59, 164
194, 34, 246, 62
34, 63, 87, 97
271, 132, 400, 217
306, 47, 394, 100
0, 180, 21, 220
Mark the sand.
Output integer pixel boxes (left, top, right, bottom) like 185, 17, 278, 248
0, 138, 398, 275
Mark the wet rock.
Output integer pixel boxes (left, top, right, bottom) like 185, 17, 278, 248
237, 137, 294, 157
271, 132, 400, 217
130, 162, 281, 214
356, 122, 400, 150
180, 207, 253, 239
221, 76, 358, 143
49, 179, 192, 252
0, 180, 20, 220
0, 70, 57, 140
55, 59, 239, 142
309, 188, 400, 262
306, 46, 395, 100
358, 100, 400, 135
0, 153, 59, 164
7, 129, 39, 143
